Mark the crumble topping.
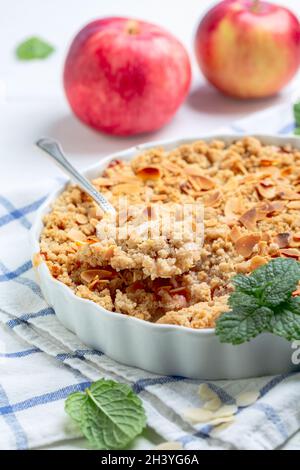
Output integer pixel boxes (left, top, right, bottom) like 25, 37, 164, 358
91, 203, 203, 279
40, 137, 300, 328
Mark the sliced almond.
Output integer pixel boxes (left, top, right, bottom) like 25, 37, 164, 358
90, 218, 99, 227
112, 183, 143, 195
287, 201, 300, 210
256, 182, 276, 199
224, 197, 244, 219
75, 240, 87, 247
89, 279, 109, 290
183, 408, 214, 424
188, 175, 215, 191
258, 166, 280, 178
199, 383, 219, 401
185, 167, 209, 177
163, 162, 181, 174
213, 404, 238, 418
205, 218, 218, 227
280, 248, 300, 259
169, 287, 188, 295
235, 234, 261, 258
230, 225, 242, 243
87, 237, 99, 244
290, 233, 300, 247
210, 420, 235, 435
151, 194, 168, 201
259, 158, 277, 167
80, 269, 116, 283
208, 416, 236, 427
203, 191, 222, 207
278, 189, 300, 200
136, 166, 161, 181
274, 232, 290, 248
239, 208, 257, 231
293, 232, 300, 241
281, 167, 293, 176
256, 200, 284, 220
203, 397, 222, 411
249, 255, 267, 271
75, 213, 88, 224
236, 390, 260, 407
156, 442, 183, 450
234, 161, 248, 174
92, 177, 114, 187
75, 237, 99, 247
67, 228, 87, 242
236, 260, 251, 273
267, 201, 286, 213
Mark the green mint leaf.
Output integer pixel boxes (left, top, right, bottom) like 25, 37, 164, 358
294, 102, 300, 127
65, 392, 88, 423
215, 306, 273, 345
294, 127, 300, 136
16, 37, 54, 60
252, 258, 300, 307
232, 258, 300, 307
232, 273, 257, 292
270, 297, 300, 341
216, 258, 300, 344
228, 290, 261, 310
65, 379, 146, 450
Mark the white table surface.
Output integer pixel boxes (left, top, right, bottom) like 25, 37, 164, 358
1, 0, 300, 450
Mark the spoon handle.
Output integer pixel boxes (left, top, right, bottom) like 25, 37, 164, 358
36, 137, 115, 214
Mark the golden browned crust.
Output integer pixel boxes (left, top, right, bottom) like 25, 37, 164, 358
40, 137, 300, 328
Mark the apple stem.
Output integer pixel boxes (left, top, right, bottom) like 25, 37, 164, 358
126, 20, 140, 35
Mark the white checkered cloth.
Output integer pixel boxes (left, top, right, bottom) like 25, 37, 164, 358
0, 102, 300, 450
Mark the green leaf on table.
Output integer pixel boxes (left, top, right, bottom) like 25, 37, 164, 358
16, 36, 54, 60
215, 306, 274, 345
65, 379, 146, 450
271, 297, 300, 341
216, 258, 300, 345
293, 102, 300, 135
294, 102, 300, 126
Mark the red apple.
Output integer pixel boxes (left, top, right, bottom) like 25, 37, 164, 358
194, 0, 300, 98
64, 17, 191, 136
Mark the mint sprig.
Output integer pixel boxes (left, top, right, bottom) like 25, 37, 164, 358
294, 102, 300, 135
65, 379, 146, 450
16, 37, 54, 60
216, 258, 300, 344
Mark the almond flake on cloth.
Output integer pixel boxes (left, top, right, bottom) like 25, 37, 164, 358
183, 408, 214, 424
198, 383, 219, 401
210, 421, 237, 436
236, 391, 260, 408
207, 416, 236, 427
203, 397, 222, 411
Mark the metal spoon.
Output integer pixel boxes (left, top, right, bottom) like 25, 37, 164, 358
36, 137, 115, 214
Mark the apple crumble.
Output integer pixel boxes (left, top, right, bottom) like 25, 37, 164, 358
86, 203, 204, 280
40, 137, 300, 328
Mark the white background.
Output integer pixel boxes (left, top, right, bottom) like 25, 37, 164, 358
1, 0, 300, 449
1, 0, 300, 190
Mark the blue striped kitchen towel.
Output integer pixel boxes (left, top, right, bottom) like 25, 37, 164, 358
0, 102, 300, 450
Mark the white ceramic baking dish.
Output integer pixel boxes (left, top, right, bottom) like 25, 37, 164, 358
30, 134, 300, 380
